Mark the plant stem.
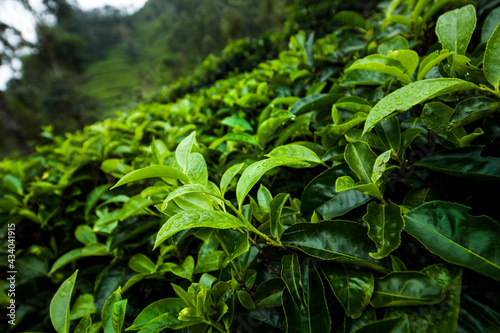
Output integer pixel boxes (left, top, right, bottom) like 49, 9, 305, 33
479, 84, 500, 99
225, 200, 286, 250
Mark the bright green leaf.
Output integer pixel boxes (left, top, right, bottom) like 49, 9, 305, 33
236, 157, 308, 208
111, 165, 189, 190
436, 5, 476, 55
50, 270, 78, 333
363, 78, 477, 134
154, 209, 245, 249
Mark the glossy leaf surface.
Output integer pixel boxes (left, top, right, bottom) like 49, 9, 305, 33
370, 272, 444, 307
154, 209, 245, 249
414, 146, 500, 181
484, 22, 500, 89
111, 165, 189, 189
363, 201, 404, 259
300, 165, 371, 220
236, 157, 308, 207
50, 270, 78, 333
321, 264, 374, 319
281, 221, 391, 272
436, 5, 476, 55
363, 79, 477, 134
404, 201, 500, 281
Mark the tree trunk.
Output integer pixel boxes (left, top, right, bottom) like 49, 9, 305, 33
0, 91, 30, 155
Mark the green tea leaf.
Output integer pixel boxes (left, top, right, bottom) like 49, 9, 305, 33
321, 264, 374, 319
154, 209, 245, 249
176, 131, 196, 173
449, 97, 500, 129
388, 49, 419, 77
50, 270, 78, 333
236, 157, 308, 208
436, 5, 476, 55
171, 256, 194, 281
371, 150, 391, 184
404, 201, 500, 281
129, 254, 156, 274
417, 50, 453, 81
421, 102, 465, 145
482, 7, 500, 43
354, 314, 410, 333
363, 78, 477, 134
102, 288, 122, 333
70, 294, 97, 320
112, 300, 127, 333
75, 225, 97, 246
335, 176, 382, 199
281, 254, 306, 314
254, 278, 284, 308
374, 117, 401, 156
111, 165, 189, 190
267, 144, 322, 164
270, 193, 289, 240
74, 315, 92, 333
237, 290, 256, 310
290, 93, 342, 116
344, 142, 377, 184
209, 132, 262, 149
386, 264, 463, 333
282, 259, 331, 333
371, 272, 444, 307
414, 146, 500, 181
127, 298, 187, 331
186, 153, 208, 186
346, 55, 411, 84
281, 221, 391, 273
300, 164, 371, 220
220, 163, 244, 197
363, 201, 404, 259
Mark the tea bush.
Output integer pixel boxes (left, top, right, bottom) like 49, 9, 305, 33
1, 1, 500, 332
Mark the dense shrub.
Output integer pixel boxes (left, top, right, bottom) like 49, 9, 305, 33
1, 1, 500, 332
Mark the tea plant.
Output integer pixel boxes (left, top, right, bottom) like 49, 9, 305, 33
1, 1, 500, 332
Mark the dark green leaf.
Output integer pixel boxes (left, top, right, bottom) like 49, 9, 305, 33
414, 146, 500, 181
255, 278, 285, 308
281, 254, 306, 314
321, 264, 374, 319
345, 142, 377, 184
370, 272, 444, 307
281, 221, 391, 273
270, 193, 289, 239
282, 259, 331, 333
375, 117, 401, 156
449, 97, 500, 129
404, 201, 500, 281
484, 21, 500, 89
300, 165, 371, 220
354, 314, 410, 333
290, 93, 342, 116
363, 201, 404, 259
